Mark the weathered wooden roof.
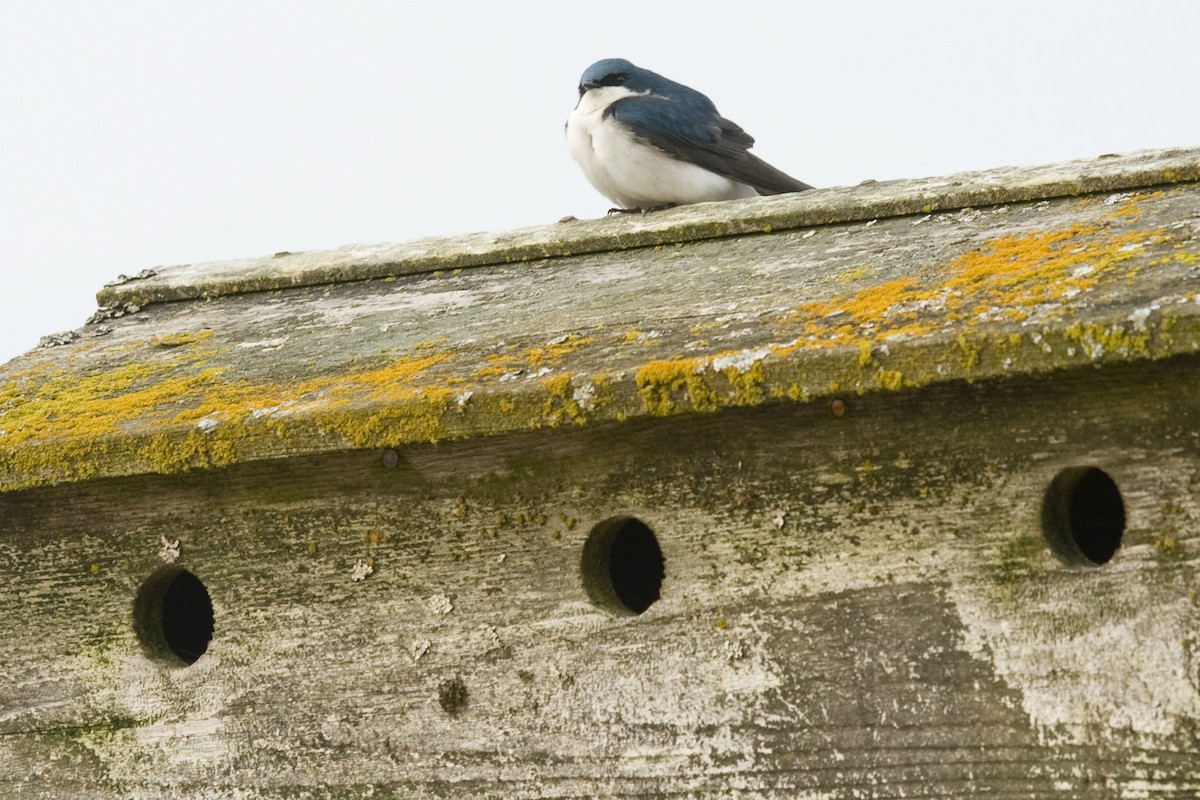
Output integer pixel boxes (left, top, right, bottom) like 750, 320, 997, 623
2, 147, 1199, 492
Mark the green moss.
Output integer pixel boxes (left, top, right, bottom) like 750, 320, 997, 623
988, 534, 1045, 589
957, 333, 980, 371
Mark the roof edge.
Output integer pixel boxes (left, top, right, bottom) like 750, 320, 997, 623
3, 307, 1196, 494
96, 146, 1200, 309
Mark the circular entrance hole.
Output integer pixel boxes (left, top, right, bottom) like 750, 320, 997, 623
134, 566, 215, 665
581, 516, 664, 615
1040, 466, 1125, 566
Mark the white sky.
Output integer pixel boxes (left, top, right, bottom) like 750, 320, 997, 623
3, 1, 1198, 366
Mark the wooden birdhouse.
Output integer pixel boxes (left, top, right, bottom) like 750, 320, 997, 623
2, 148, 1198, 797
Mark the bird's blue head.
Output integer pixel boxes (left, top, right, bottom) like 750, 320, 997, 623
578, 58, 641, 95
577, 58, 713, 110
581, 58, 682, 95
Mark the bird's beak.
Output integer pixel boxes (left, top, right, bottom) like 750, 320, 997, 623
579, 80, 600, 94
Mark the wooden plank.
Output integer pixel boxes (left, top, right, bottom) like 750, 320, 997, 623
1, 358, 1197, 796
3, 162, 1199, 492
94, 147, 1200, 307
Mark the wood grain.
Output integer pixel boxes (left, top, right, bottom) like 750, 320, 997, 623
2, 359, 1197, 796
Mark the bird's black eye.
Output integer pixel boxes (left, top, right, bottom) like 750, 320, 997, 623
580, 71, 628, 93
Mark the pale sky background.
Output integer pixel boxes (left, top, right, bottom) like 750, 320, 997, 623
2, 1, 1198, 367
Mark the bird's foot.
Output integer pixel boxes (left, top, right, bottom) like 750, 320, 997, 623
606, 203, 677, 216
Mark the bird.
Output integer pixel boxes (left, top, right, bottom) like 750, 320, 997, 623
566, 58, 813, 213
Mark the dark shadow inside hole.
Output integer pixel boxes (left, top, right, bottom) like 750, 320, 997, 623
581, 516, 664, 615
161, 570, 215, 664
134, 566, 214, 665
1042, 466, 1125, 566
609, 519, 665, 613
1067, 469, 1125, 564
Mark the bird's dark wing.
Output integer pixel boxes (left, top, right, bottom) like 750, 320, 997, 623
606, 95, 813, 194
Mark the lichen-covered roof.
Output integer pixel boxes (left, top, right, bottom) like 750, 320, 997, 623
2, 147, 1199, 491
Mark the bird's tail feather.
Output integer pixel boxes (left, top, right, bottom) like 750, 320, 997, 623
740, 153, 814, 195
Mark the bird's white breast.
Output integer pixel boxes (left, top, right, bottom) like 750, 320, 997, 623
566, 87, 756, 210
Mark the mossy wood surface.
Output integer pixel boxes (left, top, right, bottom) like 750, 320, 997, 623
1, 148, 1199, 796
0, 360, 1198, 797
2, 149, 1199, 492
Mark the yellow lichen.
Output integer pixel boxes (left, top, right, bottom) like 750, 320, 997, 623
856, 340, 875, 368
1100, 194, 1149, 220
1063, 321, 1157, 360
0, 344, 456, 467
150, 330, 214, 348
724, 360, 765, 407
524, 335, 593, 367
778, 218, 1167, 350
839, 264, 875, 284
0, 186, 1192, 493
878, 370, 904, 391
1164, 251, 1199, 265
635, 357, 716, 415
472, 352, 520, 379
540, 372, 588, 427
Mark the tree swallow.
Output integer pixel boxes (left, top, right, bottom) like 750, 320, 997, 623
566, 58, 813, 212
